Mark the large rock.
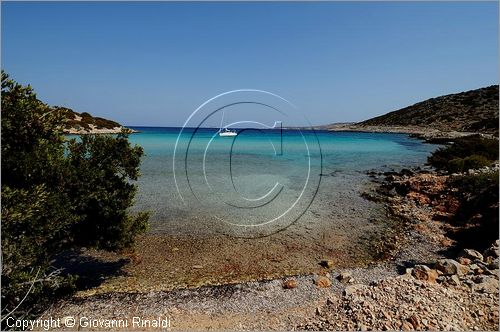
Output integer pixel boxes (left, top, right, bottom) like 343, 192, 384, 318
412, 265, 439, 283
434, 259, 469, 276
459, 249, 484, 262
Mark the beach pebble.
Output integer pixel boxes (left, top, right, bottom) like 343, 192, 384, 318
316, 276, 332, 288
283, 279, 297, 289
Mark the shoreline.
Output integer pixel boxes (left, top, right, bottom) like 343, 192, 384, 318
63, 126, 140, 135
41, 163, 499, 330
324, 124, 497, 143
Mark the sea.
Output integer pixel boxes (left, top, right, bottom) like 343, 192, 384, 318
127, 127, 439, 238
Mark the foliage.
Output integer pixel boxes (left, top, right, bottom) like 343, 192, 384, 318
66, 134, 149, 249
447, 171, 499, 250
1, 71, 148, 324
427, 135, 499, 173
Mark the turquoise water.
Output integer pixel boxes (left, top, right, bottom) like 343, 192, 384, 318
128, 127, 438, 237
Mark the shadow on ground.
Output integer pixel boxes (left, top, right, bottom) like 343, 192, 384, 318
53, 249, 130, 290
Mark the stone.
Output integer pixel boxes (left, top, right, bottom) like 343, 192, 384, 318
320, 259, 334, 269
344, 284, 365, 296
283, 279, 297, 289
316, 276, 332, 288
488, 257, 499, 270
435, 259, 469, 276
337, 271, 354, 284
449, 274, 461, 286
408, 315, 420, 329
192, 265, 203, 269
473, 276, 498, 294
412, 265, 439, 283
483, 244, 499, 259
458, 257, 472, 266
459, 249, 484, 262
401, 321, 413, 331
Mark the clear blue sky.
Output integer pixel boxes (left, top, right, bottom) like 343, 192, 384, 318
2, 1, 498, 127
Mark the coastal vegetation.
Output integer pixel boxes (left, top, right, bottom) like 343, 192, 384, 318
1, 71, 149, 324
427, 135, 498, 173
424, 134, 499, 250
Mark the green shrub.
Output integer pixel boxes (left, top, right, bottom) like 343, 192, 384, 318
428, 135, 498, 172
1, 71, 149, 324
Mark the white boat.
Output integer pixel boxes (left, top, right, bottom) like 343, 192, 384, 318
218, 112, 237, 137
219, 128, 237, 137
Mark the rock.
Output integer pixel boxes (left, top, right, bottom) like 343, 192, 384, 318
316, 276, 332, 288
192, 265, 203, 269
458, 257, 472, 266
483, 245, 499, 259
337, 272, 354, 284
283, 279, 297, 289
412, 265, 439, 283
459, 249, 484, 262
408, 315, 420, 329
435, 259, 469, 276
401, 321, 413, 331
344, 284, 365, 296
449, 274, 461, 286
488, 257, 499, 270
473, 276, 498, 294
320, 259, 334, 269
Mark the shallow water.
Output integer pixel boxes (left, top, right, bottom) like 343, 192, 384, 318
129, 127, 438, 237
70, 128, 441, 292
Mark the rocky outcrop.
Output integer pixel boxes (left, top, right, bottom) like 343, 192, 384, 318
56, 107, 136, 134
325, 85, 499, 140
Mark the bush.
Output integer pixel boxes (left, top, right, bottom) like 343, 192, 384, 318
1, 71, 149, 324
447, 171, 499, 250
428, 135, 498, 172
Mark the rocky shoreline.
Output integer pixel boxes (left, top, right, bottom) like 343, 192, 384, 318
63, 126, 138, 135
325, 124, 495, 143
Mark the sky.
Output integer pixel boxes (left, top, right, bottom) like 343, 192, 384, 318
1, 1, 498, 127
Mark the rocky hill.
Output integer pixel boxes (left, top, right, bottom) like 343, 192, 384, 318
57, 107, 131, 134
328, 85, 499, 138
